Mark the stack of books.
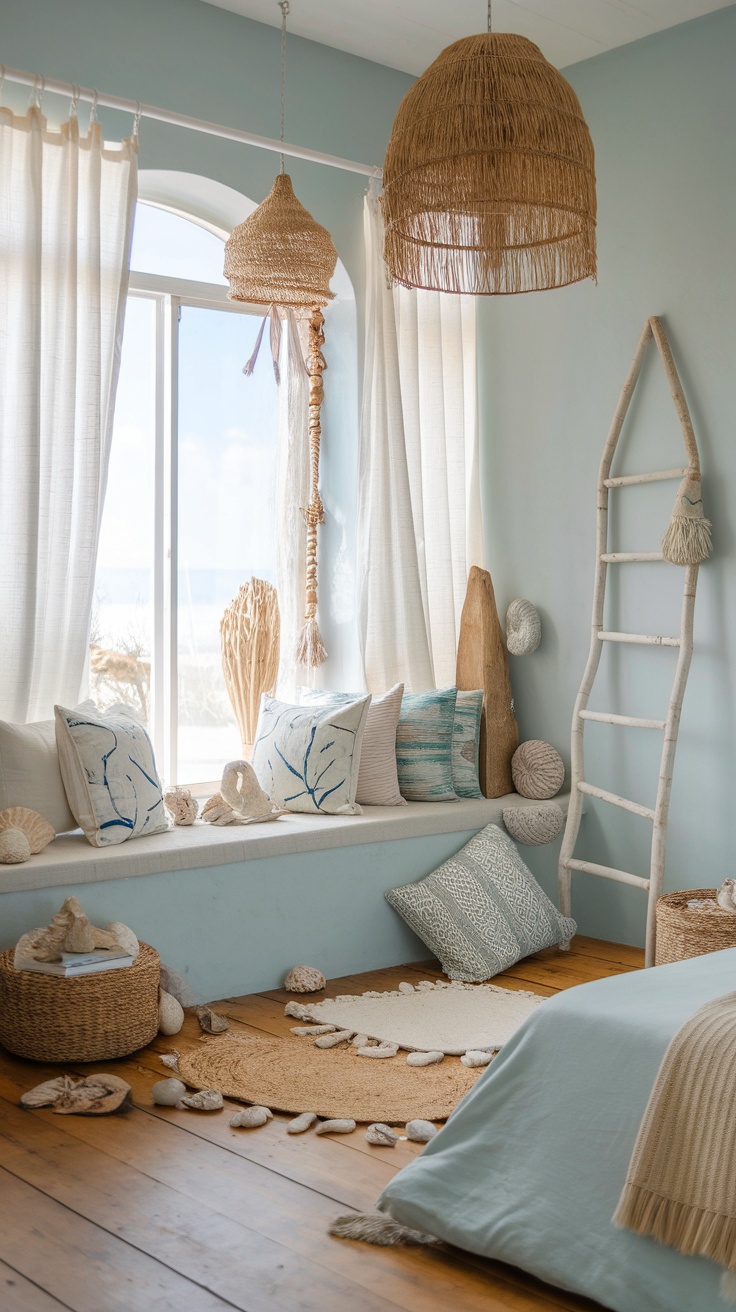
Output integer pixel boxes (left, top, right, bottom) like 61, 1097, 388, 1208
15, 947, 134, 977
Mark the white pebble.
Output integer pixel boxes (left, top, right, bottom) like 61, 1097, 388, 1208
406, 1050, 445, 1067
357, 1044, 399, 1059
406, 1119, 438, 1143
230, 1106, 272, 1128
315, 1029, 354, 1048
398, 982, 415, 994
416, 981, 435, 991
362, 990, 383, 998
287, 1112, 318, 1134
284, 1001, 313, 1020
350, 1033, 369, 1047
177, 1089, 224, 1111
315, 1118, 356, 1135
365, 1123, 399, 1146
460, 1050, 493, 1068
290, 1024, 336, 1036
151, 1078, 186, 1106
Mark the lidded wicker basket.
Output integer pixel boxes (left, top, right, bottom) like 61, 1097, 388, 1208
0, 942, 160, 1062
655, 890, 736, 966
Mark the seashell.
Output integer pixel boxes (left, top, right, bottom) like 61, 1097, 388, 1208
158, 989, 185, 1036
25, 896, 119, 960
163, 785, 198, 825
315, 1030, 354, 1048
398, 982, 415, 994
151, 1078, 186, 1106
52, 1073, 132, 1116
503, 802, 564, 847
284, 965, 326, 993
315, 1118, 356, 1135
717, 879, 736, 912
230, 1105, 272, 1128
160, 963, 198, 1009
506, 599, 542, 656
287, 1112, 318, 1134
511, 740, 565, 800
159, 1051, 180, 1070
106, 921, 139, 959
460, 1050, 493, 1068
196, 1005, 229, 1034
406, 1120, 438, 1143
365, 1123, 399, 1147
0, 828, 31, 864
284, 1001, 313, 1021
177, 1089, 223, 1111
20, 1075, 79, 1108
0, 806, 55, 853
406, 1050, 445, 1067
291, 1024, 336, 1036
350, 1033, 369, 1047
357, 1044, 399, 1059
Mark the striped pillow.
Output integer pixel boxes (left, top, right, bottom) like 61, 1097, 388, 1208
396, 688, 458, 802
299, 684, 406, 807
453, 690, 483, 798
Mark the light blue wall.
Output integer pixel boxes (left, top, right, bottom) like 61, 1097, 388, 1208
479, 7, 736, 946
0, 0, 414, 689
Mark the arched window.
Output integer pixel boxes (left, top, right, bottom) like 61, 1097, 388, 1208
92, 200, 278, 786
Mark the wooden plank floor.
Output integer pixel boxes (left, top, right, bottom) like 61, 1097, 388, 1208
0, 935, 642, 1312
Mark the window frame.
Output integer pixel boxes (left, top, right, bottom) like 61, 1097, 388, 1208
126, 265, 265, 791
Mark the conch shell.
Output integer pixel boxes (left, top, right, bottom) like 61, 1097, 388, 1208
0, 806, 55, 854
22, 895, 121, 962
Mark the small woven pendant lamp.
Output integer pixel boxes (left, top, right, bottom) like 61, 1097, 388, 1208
224, 1, 337, 667
382, 1, 596, 295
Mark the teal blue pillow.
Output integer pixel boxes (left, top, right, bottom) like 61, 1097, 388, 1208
452, 690, 483, 798
396, 688, 458, 802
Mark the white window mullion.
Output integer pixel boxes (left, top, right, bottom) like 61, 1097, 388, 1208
163, 296, 180, 784
151, 294, 166, 772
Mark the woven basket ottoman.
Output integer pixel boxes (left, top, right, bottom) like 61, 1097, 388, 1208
655, 890, 736, 966
0, 942, 160, 1062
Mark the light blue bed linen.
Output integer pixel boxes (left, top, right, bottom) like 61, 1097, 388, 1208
378, 948, 736, 1312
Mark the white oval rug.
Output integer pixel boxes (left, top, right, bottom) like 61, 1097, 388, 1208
301, 979, 545, 1055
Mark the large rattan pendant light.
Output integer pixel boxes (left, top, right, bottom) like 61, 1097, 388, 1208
224, 2, 337, 668
382, 0, 596, 295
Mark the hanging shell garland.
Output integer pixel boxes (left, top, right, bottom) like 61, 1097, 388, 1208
0, 807, 55, 854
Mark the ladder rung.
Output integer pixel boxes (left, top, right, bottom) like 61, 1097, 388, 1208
562, 858, 650, 891
601, 552, 665, 562
579, 710, 666, 729
598, 631, 680, 647
604, 467, 687, 488
577, 781, 655, 820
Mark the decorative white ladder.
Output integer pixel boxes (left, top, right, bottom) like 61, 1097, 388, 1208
558, 316, 703, 968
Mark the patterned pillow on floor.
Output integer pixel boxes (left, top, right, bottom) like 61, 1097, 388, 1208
386, 823, 576, 981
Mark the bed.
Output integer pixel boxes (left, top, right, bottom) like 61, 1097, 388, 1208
376, 947, 736, 1312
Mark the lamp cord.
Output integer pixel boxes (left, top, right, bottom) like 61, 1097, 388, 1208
279, 0, 289, 173
488, 0, 492, 33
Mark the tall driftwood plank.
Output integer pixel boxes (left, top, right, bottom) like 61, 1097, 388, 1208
456, 565, 519, 798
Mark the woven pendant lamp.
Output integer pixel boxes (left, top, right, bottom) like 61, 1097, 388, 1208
382, 29, 596, 295
224, 172, 337, 308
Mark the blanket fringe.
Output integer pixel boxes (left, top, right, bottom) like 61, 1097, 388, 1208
329, 1212, 438, 1247
614, 1183, 736, 1270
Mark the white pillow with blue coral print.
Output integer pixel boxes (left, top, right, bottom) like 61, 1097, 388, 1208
55, 704, 168, 847
252, 694, 370, 815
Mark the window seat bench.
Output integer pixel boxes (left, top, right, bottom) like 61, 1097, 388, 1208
0, 793, 570, 1000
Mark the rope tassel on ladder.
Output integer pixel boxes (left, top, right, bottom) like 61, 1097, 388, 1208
295, 307, 328, 668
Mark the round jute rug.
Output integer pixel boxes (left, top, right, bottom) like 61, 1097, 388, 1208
177, 1031, 482, 1124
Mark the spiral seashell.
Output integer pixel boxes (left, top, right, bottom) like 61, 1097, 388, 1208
0, 806, 55, 853
506, 599, 542, 656
0, 828, 31, 864
503, 802, 564, 846
284, 965, 326, 993
511, 740, 565, 799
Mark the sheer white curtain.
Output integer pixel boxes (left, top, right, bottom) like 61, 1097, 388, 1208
0, 102, 137, 723
358, 190, 481, 692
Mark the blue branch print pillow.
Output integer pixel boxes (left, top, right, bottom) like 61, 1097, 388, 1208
396, 688, 458, 802
386, 823, 576, 981
54, 704, 168, 847
251, 694, 371, 815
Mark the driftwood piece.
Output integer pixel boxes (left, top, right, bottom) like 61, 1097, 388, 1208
456, 565, 519, 797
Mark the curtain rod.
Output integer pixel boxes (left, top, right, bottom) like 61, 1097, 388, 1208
0, 63, 382, 179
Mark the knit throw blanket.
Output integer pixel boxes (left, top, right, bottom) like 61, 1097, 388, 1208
614, 989, 736, 1283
